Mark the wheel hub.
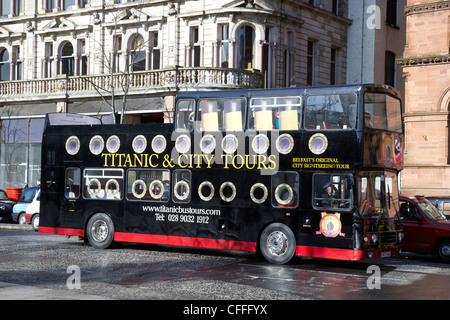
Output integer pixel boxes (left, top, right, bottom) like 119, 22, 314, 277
267, 231, 288, 256
92, 220, 108, 242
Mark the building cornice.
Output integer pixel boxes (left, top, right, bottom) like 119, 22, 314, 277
405, 1, 450, 16
397, 54, 450, 66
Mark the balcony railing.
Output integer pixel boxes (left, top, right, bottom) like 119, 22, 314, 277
0, 67, 264, 103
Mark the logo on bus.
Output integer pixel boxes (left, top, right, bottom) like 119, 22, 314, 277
316, 212, 345, 238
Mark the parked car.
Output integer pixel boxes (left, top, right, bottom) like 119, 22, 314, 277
0, 189, 16, 222
399, 195, 450, 262
25, 189, 40, 231
426, 197, 450, 220
12, 187, 40, 225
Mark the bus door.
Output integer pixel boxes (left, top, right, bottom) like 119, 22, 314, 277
61, 167, 85, 228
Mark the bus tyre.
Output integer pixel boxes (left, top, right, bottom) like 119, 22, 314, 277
260, 223, 296, 265
86, 213, 115, 249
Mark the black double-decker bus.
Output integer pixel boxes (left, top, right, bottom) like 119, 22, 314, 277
40, 84, 403, 264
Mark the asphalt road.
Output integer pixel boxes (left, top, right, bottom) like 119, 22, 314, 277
1, 225, 450, 303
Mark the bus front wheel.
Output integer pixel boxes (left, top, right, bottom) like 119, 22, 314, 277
86, 213, 115, 249
260, 223, 296, 265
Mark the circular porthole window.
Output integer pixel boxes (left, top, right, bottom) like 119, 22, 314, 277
106, 135, 120, 154
174, 180, 190, 201
222, 134, 238, 154
131, 180, 147, 199
175, 134, 191, 154
105, 179, 120, 198
149, 180, 165, 199
200, 134, 216, 154
252, 134, 270, 154
198, 181, 214, 202
250, 183, 268, 204
152, 135, 167, 154
308, 133, 328, 155
132, 135, 147, 154
66, 136, 80, 155
275, 184, 294, 206
87, 178, 102, 198
89, 135, 104, 155
276, 134, 294, 155
219, 181, 236, 203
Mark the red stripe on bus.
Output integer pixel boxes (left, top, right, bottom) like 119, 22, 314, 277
114, 232, 258, 252
296, 245, 365, 261
39, 226, 84, 237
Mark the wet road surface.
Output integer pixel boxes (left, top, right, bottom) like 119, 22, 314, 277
1, 228, 450, 300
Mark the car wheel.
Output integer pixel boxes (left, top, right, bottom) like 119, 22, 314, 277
259, 223, 296, 265
86, 212, 115, 249
437, 240, 450, 262
31, 214, 39, 232
18, 213, 27, 225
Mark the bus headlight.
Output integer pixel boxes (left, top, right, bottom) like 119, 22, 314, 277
371, 234, 377, 244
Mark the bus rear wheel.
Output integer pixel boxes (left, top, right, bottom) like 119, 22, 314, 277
260, 223, 296, 265
86, 213, 115, 249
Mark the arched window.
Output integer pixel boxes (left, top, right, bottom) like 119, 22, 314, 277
236, 25, 255, 70
61, 42, 74, 76
0, 48, 10, 81
130, 34, 146, 72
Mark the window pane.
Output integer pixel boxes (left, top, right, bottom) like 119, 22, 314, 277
314, 174, 353, 210
305, 94, 357, 130
365, 93, 388, 130
249, 97, 301, 131
65, 168, 81, 199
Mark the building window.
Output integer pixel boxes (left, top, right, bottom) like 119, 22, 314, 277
113, 35, 122, 73
63, 0, 75, 10
236, 25, 255, 70
1, 0, 10, 17
0, 118, 44, 187
385, 51, 396, 87
190, 27, 201, 67
12, 0, 21, 16
284, 31, 295, 87
44, 42, 54, 78
219, 24, 230, 68
330, 47, 339, 85
12, 45, 21, 80
60, 42, 74, 76
307, 40, 316, 86
46, 0, 55, 11
149, 32, 160, 70
332, 0, 339, 14
130, 34, 146, 72
0, 48, 10, 81
78, 39, 87, 76
386, 0, 398, 27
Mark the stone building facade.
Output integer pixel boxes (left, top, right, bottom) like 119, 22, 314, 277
0, 0, 351, 187
398, 0, 450, 196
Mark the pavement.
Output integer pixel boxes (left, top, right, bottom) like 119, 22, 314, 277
0, 222, 111, 300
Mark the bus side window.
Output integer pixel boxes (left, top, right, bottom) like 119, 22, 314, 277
313, 174, 353, 211
83, 169, 124, 200
305, 94, 356, 130
127, 169, 170, 202
176, 99, 195, 131
197, 98, 246, 132
173, 170, 191, 203
248, 97, 301, 131
65, 168, 81, 199
271, 171, 299, 208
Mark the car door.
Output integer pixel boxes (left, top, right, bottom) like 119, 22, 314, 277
400, 199, 434, 254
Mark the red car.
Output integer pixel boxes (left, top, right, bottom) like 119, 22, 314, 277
399, 195, 450, 262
